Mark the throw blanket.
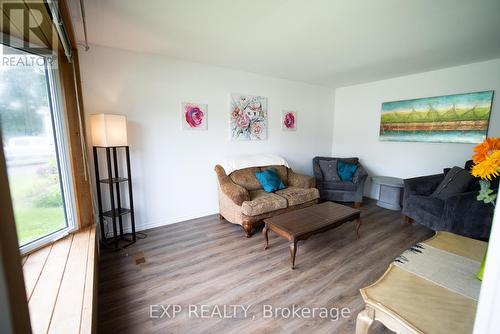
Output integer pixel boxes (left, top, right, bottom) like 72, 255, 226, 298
394, 243, 481, 301
219, 154, 290, 175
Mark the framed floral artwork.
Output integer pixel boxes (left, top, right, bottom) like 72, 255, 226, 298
230, 93, 268, 140
181, 102, 207, 130
282, 110, 297, 131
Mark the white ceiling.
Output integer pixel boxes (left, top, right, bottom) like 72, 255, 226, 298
68, 0, 500, 87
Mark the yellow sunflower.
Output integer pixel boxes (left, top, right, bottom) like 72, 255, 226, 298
472, 150, 500, 180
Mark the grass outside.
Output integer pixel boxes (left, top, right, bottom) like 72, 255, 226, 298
14, 207, 65, 245
8, 165, 66, 246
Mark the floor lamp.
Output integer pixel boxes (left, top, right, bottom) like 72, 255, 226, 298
89, 114, 136, 249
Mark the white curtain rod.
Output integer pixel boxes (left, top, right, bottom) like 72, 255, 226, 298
46, 0, 73, 62
79, 0, 90, 51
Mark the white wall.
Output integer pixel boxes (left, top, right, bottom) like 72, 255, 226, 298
79, 45, 334, 231
332, 59, 500, 198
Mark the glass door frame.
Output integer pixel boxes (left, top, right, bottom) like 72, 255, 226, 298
1, 41, 78, 254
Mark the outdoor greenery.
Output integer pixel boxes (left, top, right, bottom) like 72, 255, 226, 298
14, 207, 65, 245
1, 50, 66, 246
0, 63, 48, 140
381, 106, 491, 124
33, 183, 63, 208
9, 167, 65, 245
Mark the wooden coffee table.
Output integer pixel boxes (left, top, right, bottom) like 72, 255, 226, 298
263, 201, 362, 269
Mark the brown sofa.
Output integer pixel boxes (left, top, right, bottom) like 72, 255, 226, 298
214, 164, 320, 237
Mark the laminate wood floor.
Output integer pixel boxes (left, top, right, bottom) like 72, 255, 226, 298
98, 200, 433, 334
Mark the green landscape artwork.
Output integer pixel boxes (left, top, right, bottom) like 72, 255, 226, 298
379, 91, 494, 143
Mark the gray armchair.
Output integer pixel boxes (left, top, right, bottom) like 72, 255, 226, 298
313, 157, 368, 206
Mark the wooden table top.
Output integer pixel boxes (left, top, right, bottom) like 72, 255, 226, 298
263, 201, 360, 236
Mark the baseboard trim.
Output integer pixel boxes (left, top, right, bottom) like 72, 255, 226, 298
116, 210, 220, 234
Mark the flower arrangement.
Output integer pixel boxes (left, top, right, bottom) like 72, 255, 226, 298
471, 137, 500, 205
471, 137, 499, 281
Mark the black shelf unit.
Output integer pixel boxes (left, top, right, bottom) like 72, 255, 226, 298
100, 177, 128, 184
102, 208, 131, 218
93, 146, 136, 249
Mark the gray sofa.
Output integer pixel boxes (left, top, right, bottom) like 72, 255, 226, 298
313, 157, 368, 206
402, 160, 494, 241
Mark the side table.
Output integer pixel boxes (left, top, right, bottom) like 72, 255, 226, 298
372, 176, 404, 211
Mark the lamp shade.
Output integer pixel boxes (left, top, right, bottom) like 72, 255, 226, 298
89, 114, 128, 147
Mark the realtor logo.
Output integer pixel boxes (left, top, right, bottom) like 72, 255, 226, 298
1, 1, 58, 56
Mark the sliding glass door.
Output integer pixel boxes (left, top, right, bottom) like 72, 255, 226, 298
0, 45, 76, 251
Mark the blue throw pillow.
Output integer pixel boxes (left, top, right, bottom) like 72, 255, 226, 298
337, 161, 358, 182
255, 168, 285, 193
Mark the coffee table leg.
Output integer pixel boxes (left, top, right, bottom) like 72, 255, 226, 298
355, 217, 362, 239
290, 239, 297, 269
263, 224, 269, 250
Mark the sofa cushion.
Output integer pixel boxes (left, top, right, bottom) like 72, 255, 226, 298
407, 195, 445, 218
464, 160, 474, 171
431, 166, 474, 200
266, 165, 288, 186
241, 190, 287, 216
275, 187, 320, 206
320, 181, 356, 191
337, 157, 359, 165
337, 161, 358, 181
318, 160, 341, 181
255, 168, 285, 193
230, 167, 262, 191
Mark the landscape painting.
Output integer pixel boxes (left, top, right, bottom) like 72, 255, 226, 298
230, 93, 268, 140
379, 91, 494, 143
